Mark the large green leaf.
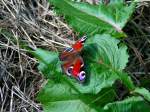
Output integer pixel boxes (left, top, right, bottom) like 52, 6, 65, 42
37, 80, 116, 112
104, 96, 150, 112
48, 0, 136, 37
86, 34, 135, 90
68, 34, 135, 94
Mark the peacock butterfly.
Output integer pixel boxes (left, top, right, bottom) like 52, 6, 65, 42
59, 36, 87, 82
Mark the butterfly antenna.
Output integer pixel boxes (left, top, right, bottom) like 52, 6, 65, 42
80, 35, 87, 42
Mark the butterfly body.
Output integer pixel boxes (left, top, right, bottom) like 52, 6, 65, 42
60, 36, 87, 82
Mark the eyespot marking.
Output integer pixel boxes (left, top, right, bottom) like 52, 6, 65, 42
78, 71, 86, 81
66, 66, 73, 76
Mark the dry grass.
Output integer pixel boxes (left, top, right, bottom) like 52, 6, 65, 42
0, 0, 74, 111
0, 0, 150, 112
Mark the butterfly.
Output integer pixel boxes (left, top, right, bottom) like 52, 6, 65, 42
59, 36, 87, 82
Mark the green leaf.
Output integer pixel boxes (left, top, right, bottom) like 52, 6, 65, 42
32, 48, 62, 78
37, 80, 79, 104
48, 0, 136, 37
104, 96, 150, 112
68, 34, 134, 94
85, 34, 129, 70
90, 88, 117, 107
37, 80, 115, 112
87, 34, 135, 90
132, 87, 150, 102
116, 72, 135, 91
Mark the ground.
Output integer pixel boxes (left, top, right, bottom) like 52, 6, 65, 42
0, 0, 150, 111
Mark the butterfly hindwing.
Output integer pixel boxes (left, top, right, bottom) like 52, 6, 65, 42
71, 57, 86, 82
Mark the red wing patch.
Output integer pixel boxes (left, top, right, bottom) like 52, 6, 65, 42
72, 57, 83, 77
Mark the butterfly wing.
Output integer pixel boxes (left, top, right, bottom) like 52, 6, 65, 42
60, 36, 87, 82
71, 57, 86, 82
61, 56, 86, 82
60, 47, 78, 76
59, 47, 77, 61
72, 36, 87, 52
60, 36, 87, 61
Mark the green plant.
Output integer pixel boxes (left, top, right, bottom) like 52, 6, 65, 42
32, 0, 150, 112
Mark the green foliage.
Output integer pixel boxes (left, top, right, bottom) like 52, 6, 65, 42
37, 80, 114, 112
104, 96, 150, 112
84, 34, 135, 91
31, 0, 150, 112
32, 35, 150, 112
34, 35, 133, 94
32, 49, 61, 78
132, 87, 150, 102
66, 34, 134, 94
48, 0, 136, 37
